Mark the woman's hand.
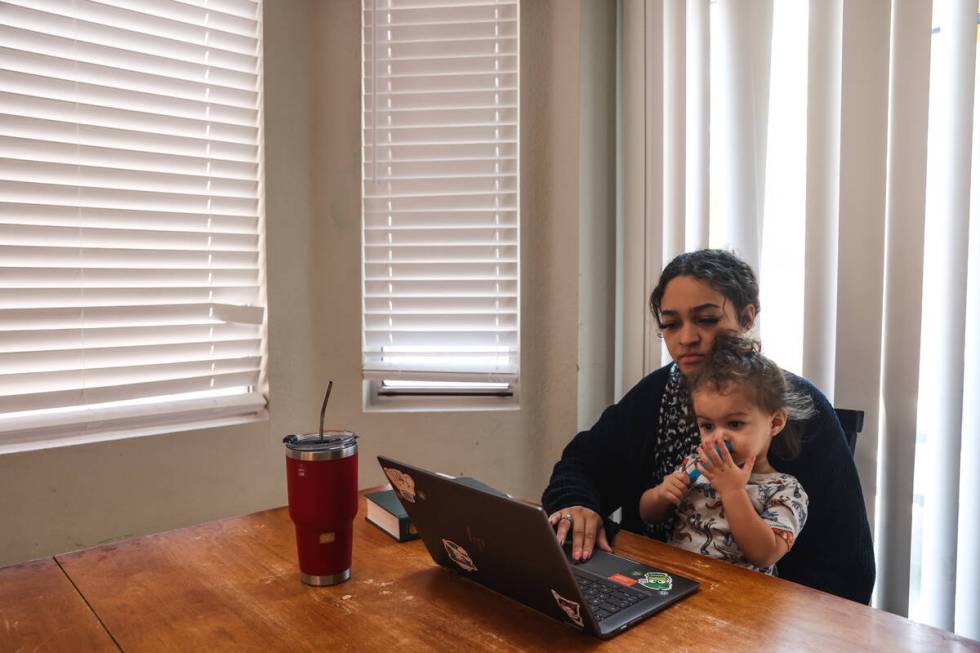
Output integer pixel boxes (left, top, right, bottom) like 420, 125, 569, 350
697, 441, 754, 496
547, 506, 612, 562
639, 471, 690, 524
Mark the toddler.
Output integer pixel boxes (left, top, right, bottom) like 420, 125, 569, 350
639, 333, 811, 575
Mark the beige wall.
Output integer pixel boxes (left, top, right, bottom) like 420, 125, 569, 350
577, 0, 618, 431
0, 0, 615, 567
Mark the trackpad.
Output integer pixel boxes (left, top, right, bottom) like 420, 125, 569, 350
581, 550, 650, 575
562, 544, 649, 575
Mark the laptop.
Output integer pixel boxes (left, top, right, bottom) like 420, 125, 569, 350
377, 456, 699, 639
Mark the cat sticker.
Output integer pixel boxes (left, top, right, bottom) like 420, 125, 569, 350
383, 467, 417, 503
550, 589, 584, 628
442, 539, 478, 572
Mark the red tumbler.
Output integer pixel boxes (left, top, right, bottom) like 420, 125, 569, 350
283, 430, 358, 586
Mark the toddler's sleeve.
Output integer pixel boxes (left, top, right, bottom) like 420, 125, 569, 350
759, 477, 809, 549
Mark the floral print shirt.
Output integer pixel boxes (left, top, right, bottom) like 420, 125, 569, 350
669, 470, 809, 575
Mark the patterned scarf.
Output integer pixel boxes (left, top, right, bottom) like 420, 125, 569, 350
645, 364, 701, 541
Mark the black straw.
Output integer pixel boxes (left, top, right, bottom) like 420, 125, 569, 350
318, 381, 333, 441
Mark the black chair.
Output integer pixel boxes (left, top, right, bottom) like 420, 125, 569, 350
834, 408, 864, 455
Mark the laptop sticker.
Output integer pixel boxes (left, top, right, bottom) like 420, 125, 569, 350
442, 539, 478, 572
608, 573, 638, 587
550, 589, 584, 628
638, 571, 673, 592
383, 467, 417, 503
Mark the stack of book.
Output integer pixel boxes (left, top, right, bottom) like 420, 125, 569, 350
364, 488, 419, 542
365, 475, 507, 542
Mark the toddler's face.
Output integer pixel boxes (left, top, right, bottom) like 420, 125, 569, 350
691, 385, 782, 466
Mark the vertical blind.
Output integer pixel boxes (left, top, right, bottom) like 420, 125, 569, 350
0, 0, 266, 444
361, 0, 520, 385
620, 0, 979, 639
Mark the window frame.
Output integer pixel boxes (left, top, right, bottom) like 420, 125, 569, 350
0, 0, 269, 452
359, 0, 521, 409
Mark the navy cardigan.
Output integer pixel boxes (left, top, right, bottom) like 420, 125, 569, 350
541, 364, 876, 604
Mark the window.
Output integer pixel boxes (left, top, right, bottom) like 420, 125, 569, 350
0, 0, 266, 449
361, 0, 520, 407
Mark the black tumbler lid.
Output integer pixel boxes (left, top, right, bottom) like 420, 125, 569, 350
283, 431, 357, 460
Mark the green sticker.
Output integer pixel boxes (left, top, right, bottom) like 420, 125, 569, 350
638, 571, 673, 591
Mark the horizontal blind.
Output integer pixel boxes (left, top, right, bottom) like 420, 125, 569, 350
0, 0, 266, 442
361, 0, 520, 384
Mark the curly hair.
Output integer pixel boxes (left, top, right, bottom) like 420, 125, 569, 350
689, 333, 815, 460
649, 249, 760, 329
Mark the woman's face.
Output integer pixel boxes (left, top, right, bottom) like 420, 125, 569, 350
658, 275, 753, 377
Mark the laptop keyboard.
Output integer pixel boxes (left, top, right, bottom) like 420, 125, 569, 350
572, 571, 648, 622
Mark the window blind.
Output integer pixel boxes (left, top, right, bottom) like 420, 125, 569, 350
361, 0, 520, 386
0, 0, 266, 443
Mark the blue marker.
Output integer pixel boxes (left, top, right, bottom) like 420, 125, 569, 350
682, 441, 734, 481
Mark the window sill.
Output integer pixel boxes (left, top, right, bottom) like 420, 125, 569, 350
0, 410, 269, 456
362, 381, 520, 413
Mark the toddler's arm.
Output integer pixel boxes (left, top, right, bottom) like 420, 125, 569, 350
719, 490, 792, 569
639, 470, 690, 524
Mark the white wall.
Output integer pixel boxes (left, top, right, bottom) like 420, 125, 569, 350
0, 0, 616, 567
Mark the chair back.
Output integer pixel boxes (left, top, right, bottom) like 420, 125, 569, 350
834, 408, 864, 455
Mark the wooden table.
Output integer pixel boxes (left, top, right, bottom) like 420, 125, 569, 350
0, 558, 117, 652
2, 494, 978, 653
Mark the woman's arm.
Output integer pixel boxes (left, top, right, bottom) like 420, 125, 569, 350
540, 401, 630, 561
542, 366, 670, 517
541, 366, 672, 559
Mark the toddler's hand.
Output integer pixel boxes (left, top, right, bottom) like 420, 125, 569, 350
697, 442, 754, 496
647, 470, 691, 506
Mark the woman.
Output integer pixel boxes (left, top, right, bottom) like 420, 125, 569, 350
541, 249, 876, 604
